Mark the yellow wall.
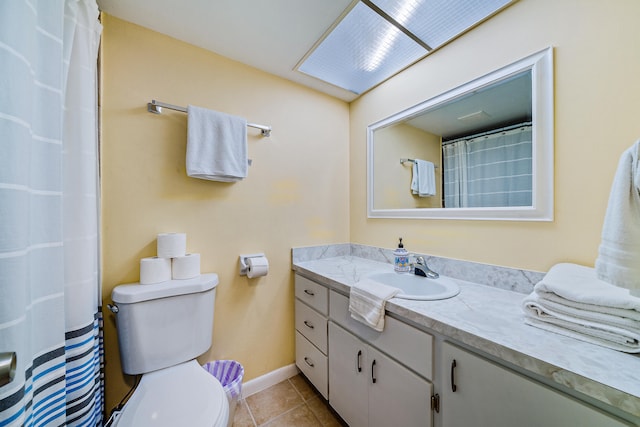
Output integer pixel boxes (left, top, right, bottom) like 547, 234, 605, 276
100, 15, 349, 410
350, 0, 640, 271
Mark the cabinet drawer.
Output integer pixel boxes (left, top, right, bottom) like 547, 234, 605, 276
295, 300, 328, 353
330, 290, 433, 380
295, 275, 329, 315
296, 331, 328, 399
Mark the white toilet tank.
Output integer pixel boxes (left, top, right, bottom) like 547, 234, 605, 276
111, 273, 219, 375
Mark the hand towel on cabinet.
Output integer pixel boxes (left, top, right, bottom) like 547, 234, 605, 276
349, 279, 400, 332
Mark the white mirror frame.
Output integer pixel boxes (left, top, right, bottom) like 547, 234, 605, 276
367, 47, 554, 221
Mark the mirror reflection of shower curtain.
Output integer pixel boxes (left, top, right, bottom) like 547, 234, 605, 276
443, 126, 533, 208
443, 141, 469, 207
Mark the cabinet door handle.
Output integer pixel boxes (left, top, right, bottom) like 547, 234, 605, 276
371, 359, 377, 384
304, 357, 315, 368
304, 289, 315, 296
356, 350, 362, 373
303, 320, 314, 329
451, 359, 457, 392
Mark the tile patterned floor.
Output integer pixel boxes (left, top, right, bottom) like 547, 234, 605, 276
232, 374, 347, 427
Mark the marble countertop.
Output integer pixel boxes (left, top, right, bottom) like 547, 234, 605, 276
292, 255, 640, 420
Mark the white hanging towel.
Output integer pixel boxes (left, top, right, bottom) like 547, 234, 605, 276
595, 140, 640, 295
411, 159, 436, 197
186, 105, 248, 182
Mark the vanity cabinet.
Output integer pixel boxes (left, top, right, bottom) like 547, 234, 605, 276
328, 291, 434, 427
329, 322, 433, 427
294, 275, 329, 398
441, 342, 632, 427
294, 272, 632, 426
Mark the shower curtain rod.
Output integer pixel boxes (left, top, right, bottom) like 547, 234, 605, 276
147, 100, 272, 137
442, 121, 532, 145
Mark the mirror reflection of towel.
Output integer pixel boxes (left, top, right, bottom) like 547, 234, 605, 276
411, 159, 436, 197
186, 105, 248, 182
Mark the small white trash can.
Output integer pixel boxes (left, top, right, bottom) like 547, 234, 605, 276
203, 360, 244, 427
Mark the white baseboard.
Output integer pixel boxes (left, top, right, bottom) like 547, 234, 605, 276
241, 363, 300, 398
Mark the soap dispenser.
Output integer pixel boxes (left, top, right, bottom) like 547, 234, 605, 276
394, 238, 411, 273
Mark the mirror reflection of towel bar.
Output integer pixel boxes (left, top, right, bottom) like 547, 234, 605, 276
400, 158, 438, 168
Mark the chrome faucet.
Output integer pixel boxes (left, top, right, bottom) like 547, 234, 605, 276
413, 256, 439, 279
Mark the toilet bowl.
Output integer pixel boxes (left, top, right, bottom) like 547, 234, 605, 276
114, 360, 228, 426
110, 274, 228, 427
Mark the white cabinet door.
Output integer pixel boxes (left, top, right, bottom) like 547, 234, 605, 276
328, 322, 368, 427
329, 322, 433, 427
368, 346, 433, 427
441, 342, 632, 427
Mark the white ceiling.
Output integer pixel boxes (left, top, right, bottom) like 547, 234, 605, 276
96, 0, 359, 101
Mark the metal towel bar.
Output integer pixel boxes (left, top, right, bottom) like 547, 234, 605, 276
147, 100, 272, 137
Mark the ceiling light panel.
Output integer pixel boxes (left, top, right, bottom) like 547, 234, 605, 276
371, 0, 513, 48
297, 1, 427, 94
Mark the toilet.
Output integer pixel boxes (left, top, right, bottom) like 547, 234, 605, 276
110, 273, 229, 427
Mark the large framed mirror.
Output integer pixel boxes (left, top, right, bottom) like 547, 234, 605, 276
367, 47, 553, 220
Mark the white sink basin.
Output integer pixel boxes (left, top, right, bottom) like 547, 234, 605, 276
367, 272, 460, 301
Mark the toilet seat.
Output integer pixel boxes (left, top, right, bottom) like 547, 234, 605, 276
115, 360, 229, 427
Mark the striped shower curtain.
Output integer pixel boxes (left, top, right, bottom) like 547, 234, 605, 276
0, 1, 103, 426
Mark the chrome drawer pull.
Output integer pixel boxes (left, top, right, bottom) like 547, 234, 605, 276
304, 357, 315, 368
303, 289, 315, 296
303, 320, 315, 329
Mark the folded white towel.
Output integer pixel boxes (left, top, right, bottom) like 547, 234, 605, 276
411, 159, 436, 197
523, 292, 640, 330
523, 316, 640, 353
595, 140, 640, 295
349, 279, 400, 332
186, 105, 248, 182
534, 263, 640, 311
522, 263, 640, 352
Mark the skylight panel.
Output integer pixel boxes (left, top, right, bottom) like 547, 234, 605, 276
297, 2, 427, 94
297, 0, 516, 96
371, 0, 513, 48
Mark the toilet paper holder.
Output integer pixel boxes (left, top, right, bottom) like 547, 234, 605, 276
239, 253, 266, 276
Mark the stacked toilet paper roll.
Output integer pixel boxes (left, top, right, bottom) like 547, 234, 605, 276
157, 233, 187, 258
138, 233, 201, 284
140, 257, 172, 285
246, 256, 269, 279
172, 253, 201, 280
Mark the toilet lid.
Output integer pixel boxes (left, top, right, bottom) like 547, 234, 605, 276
117, 360, 229, 427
